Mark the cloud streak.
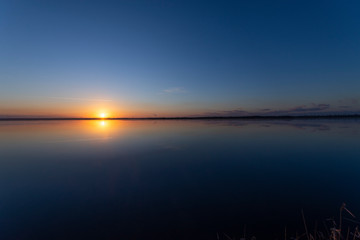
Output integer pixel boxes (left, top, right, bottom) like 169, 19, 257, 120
196, 103, 347, 117
283, 103, 330, 113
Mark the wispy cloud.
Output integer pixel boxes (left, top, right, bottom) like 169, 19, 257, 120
199, 108, 251, 117
285, 103, 330, 113
257, 103, 331, 116
196, 103, 337, 117
162, 87, 187, 94
49, 97, 113, 102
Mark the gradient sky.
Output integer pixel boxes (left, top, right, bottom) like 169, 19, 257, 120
1, 0, 360, 117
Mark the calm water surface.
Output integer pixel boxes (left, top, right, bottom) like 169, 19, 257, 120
1, 119, 360, 239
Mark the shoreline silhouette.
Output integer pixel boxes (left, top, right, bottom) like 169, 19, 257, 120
0, 114, 359, 121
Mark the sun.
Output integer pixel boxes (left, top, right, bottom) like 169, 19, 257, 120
100, 113, 107, 118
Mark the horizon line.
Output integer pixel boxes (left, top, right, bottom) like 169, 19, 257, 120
1, 114, 360, 121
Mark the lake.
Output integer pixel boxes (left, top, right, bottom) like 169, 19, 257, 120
1, 119, 360, 239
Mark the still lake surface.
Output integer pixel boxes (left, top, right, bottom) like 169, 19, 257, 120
1, 119, 360, 239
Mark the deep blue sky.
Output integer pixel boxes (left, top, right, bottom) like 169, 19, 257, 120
1, 0, 359, 117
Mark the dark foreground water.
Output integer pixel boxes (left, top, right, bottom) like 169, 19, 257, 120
1, 119, 360, 240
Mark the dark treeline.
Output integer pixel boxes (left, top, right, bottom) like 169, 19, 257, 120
1, 114, 360, 121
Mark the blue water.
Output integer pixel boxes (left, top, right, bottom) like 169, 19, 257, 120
1, 119, 360, 239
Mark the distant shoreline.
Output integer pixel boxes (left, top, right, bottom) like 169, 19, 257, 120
0, 115, 360, 121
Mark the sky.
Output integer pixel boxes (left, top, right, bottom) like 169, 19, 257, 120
1, 0, 360, 117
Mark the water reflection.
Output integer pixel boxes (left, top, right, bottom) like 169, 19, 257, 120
0, 119, 360, 240
203, 119, 360, 132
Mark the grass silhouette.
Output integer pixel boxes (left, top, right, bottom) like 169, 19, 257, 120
217, 203, 360, 240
